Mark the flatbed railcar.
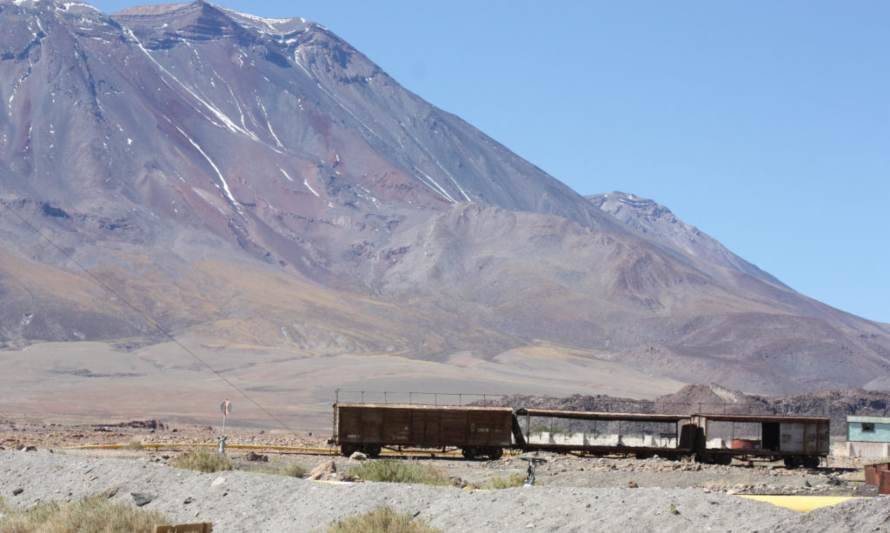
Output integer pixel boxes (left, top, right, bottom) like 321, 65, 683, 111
332, 402, 522, 459
515, 408, 696, 459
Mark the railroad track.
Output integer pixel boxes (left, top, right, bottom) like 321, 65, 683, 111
63, 442, 500, 459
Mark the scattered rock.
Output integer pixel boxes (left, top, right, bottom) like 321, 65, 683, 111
349, 451, 368, 462
12, 488, 23, 496
627, 480, 639, 488
211, 476, 226, 488
245, 451, 269, 462
20, 446, 37, 452
184, 497, 194, 505
131, 493, 154, 507
95, 420, 167, 431
450, 476, 468, 488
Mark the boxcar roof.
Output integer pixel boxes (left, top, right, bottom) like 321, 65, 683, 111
335, 402, 514, 412
694, 414, 830, 423
515, 408, 688, 422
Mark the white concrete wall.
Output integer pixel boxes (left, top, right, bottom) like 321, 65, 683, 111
840, 441, 890, 459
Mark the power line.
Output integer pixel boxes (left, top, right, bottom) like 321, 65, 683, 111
1, 201, 296, 433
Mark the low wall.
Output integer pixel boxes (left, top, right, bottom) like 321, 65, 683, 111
833, 441, 890, 459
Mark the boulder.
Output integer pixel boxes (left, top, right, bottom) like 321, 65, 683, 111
307, 460, 337, 481
131, 493, 154, 507
245, 451, 269, 462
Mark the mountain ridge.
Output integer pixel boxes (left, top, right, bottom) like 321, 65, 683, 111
0, 0, 887, 399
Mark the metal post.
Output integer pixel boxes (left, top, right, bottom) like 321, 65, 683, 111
459, 393, 462, 406
409, 392, 413, 405
384, 391, 388, 404
361, 391, 365, 403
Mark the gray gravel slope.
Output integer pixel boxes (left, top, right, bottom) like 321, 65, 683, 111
0, 450, 859, 533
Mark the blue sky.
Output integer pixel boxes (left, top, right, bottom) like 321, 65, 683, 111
94, 1, 890, 323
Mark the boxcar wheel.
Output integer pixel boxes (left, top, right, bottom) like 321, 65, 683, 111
341, 444, 358, 457
461, 448, 477, 460
487, 448, 503, 460
803, 456, 821, 469
699, 453, 732, 465
716, 454, 732, 465
784, 456, 801, 469
362, 445, 382, 458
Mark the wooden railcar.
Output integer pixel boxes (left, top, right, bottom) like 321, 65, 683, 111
332, 403, 520, 459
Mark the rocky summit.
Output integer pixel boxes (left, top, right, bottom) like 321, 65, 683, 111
0, 0, 888, 402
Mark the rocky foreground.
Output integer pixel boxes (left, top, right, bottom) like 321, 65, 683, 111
1, 450, 889, 532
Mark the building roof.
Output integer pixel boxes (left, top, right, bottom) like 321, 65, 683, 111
848, 415, 890, 424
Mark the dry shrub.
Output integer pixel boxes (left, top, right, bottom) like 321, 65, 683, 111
249, 462, 307, 478
171, 448, 233, 473
0, 495, 168, 533
327, 506, 441, 533
483, 473, 526, 489
348, 460, 448, 486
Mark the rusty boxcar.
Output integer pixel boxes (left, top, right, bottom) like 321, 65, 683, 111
690, 414, 830, 467
332, 403, 518, 459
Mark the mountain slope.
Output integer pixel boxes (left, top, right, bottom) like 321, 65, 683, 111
589, 192, 784, 286
0, 0, 888, 397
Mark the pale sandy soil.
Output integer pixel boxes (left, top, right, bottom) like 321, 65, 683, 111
0, 339, 683, 430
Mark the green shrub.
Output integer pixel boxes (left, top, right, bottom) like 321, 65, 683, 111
348, 460, 448, 485
171, 448, 233, 473
0, 495, 168, 533
126, 440, 144, 450
327, 506, 441, 533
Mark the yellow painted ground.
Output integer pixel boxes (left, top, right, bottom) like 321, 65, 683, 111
739, 495, 860, 512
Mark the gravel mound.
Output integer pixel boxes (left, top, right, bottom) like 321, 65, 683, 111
0, 450, 858, 532
771, 496, 890, 532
